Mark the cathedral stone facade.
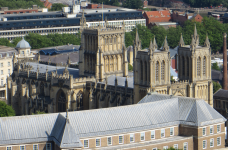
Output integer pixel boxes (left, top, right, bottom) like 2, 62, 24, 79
7, 13, 213, 115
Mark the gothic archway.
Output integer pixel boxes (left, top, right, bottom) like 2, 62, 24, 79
56, 89, 66, 112
76, 91, 83, 110
40, 82, 44, 96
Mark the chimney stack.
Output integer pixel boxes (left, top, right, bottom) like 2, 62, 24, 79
223, 33, 227, 90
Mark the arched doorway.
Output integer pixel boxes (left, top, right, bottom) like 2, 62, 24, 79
56, 89, 66, 112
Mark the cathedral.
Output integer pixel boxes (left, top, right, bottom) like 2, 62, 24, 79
7, 13, 213, 115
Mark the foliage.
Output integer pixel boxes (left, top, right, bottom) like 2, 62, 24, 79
0, 38, 14, 47
213, 81, 222, 93
122, 0, 143, 9
0, 0, 44, 10
32, 110, 46, 115
0, 101, 15, 117
125, 17, 227, 53
167, 26, 182, 48
90, 0, 120, 6
143, 8, 151, 11
151, 26, 167, 48
170, 76, 175, 82
50, 3, 67, 11
25, 33, 81, 49
212, 62, 221, 71
128, 63, 133, 71
125, 25, 154, 49
183, 0, 223, 7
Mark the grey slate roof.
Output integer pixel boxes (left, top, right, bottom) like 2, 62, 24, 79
213, 89, 228, 100
0, 94, 226, 147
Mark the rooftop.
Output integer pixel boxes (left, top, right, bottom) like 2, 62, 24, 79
0, 94, 225, 147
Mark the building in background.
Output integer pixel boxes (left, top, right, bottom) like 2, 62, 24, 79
0, 4, 145, 41
143, 10, 172, 26
172, 12, 203, 26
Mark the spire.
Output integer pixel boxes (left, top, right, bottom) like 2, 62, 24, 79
149, 38, 153, 50
46, 66, 48, 72
162, 36, 169, 51
80, 9, 86, 27
194, 23, 197, 39
105, 16, 108, 27
179, 33, 185, 47
204, 33, 210, 47
55, 66, 58, 74
190, 35, 195, 50
135, 28, 140, 43
153, 36, 158, 49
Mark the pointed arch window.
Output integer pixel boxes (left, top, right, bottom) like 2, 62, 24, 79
141, 61, 143, 82
182, 56, 185, 76
156, 61, 159, 81
144, 61, 147, 82
203, 56, 206, 76
161, 61, 165, 81
197, 57, 201, 77
187, 57, 189, 76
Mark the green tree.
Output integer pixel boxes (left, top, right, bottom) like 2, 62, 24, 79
122, 0, 143, 9
32, 110, 46, 115
167, 26, 182, 48
0, 0, 44, 10
12, 37, 22, 47
213, 81, 222, 93
0, 101, 15, 117
0, 38, 13, 47
128, 63, 133, 71
170, 76, 175, 82
151, 26, 167, 48
50, 3, 67, 11
212, 62, 221, 71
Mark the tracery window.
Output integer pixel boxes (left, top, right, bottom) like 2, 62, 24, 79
187, 57, 189, 76
144, 62, 147, 82
197, 57, 201, 76
156, 61, 159, 81
182, 56, 185, 76
57, 89, 66, 112
203, 56, 206, 76
141, 61, 143, 82
161, 61, 165, 81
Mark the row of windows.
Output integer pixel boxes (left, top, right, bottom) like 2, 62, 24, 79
202, 124, 221, 136
84, 128, 175, 148
7, 15, 61, 20
202, 137, 221, 149
152, 142, 188, 150
0, 62, 11, 67
0, 28, 79, 35
6, 143, 51, 150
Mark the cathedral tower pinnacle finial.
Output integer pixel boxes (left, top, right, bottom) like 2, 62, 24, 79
135, 28, 139, 43
204, 33, 210, 47
162, 36, 169, 51
153, 36, 158, 49
149, 38, 153, 54
179, 33, 185, 47
194, 24, 197, 39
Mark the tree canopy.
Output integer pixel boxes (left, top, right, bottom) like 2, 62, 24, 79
122, 0, 143, 9
50, 3, 67, 11
213, 81, 222, 93
125, 17, 228, 53
0, 33, 81, 49
0, 0, 44, 10
212, 62, 221, 71
183, 0, 223, 7
0, 101, 15, 117
90, 0, 120, 6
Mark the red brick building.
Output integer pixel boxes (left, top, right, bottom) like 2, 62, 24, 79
172, 12, 203, 26
143, 10, 172, 26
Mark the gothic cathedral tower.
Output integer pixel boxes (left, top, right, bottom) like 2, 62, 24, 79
133, 30, 171, 103
177, 24, 213, 106
79, 15, 128, 81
